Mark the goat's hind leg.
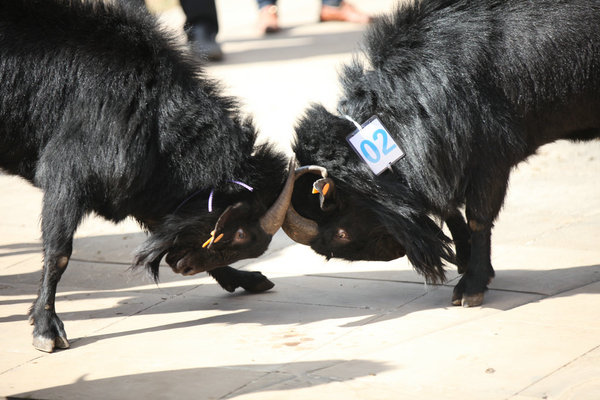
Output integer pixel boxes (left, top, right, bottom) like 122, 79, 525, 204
29, 190, 83, 352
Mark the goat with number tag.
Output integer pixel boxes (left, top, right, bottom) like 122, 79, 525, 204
283, 0, 600, 307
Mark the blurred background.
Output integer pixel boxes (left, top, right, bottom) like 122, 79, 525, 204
140, 0, 398, 153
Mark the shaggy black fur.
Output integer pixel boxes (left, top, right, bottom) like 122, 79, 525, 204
291, 0, 600, 306
0, 0, 287, 351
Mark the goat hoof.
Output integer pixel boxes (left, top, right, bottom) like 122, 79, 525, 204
33, 334, 70, 352
242, 275, 274, 293
33, 336, 54, 352
461, 293, 484, 307
55, 335, 70, 349
451, 282, 465, 306
221, 284, 236, 293
451, 292, 462, 306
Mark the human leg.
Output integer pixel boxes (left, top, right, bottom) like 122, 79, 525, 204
320, 0, 371, 24
257, 0, 279, 34
180, 0, 223, 61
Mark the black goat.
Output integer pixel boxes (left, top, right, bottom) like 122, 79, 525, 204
284, 0, 600, 307
0, 0, 293, 352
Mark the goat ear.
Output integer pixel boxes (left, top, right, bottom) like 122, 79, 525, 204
312, 178, 337, 212
213, 202, 250, 237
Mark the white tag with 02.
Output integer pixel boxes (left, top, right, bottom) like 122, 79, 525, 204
346, 115, 404, 175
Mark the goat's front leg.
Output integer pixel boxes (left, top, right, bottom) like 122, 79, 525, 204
452, 169, 508, 307
29, 191, 83, 352
208, 266, 274, 293
445, 210, 471, 274
451, 219, 495, 307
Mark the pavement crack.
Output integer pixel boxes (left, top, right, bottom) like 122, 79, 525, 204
306, 273, 549, 296
255, 298, 373, 310
508, 343, 600, 400
71, 283, 203, 345
306, 273, 429, 286
219, 371, 293, 399
0, 355, 45, 377
69, 257, 131, 266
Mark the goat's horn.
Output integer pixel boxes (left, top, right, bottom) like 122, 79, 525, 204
259, 159, 298, 236
281, 165, 328, 245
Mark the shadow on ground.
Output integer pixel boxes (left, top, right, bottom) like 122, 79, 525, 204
2, 235, 599, 337
218, 28, 367, 65
6, 359, 391, 400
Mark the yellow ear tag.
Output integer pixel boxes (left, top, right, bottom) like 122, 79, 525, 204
202, 236, 214, 248
202, 230, 216, 248
312, 187, 319, 194
202, 231, 224, 248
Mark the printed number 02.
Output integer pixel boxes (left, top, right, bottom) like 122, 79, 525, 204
359, 129, 398, 163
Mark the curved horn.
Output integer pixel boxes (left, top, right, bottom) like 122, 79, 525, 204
282, 205, 319, 246
295, 165, 328, 178
281, 165, 328, 246
259, 159, 298, 236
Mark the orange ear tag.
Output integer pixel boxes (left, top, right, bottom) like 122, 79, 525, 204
213, 233, 224, 243
322, 183, 330, 196
312, 187, 319, 194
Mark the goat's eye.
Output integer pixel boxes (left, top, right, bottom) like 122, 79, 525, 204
233, 228, 248, 244
335, 228, 350, 241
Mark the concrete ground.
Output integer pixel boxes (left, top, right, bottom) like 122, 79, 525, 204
1, 0, 599, 399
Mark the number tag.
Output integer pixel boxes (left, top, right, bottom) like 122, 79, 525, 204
346, 116, 404, 175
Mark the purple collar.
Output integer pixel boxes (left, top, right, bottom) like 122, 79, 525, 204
173, 180, 254, 214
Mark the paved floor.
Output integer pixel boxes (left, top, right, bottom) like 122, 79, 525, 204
1, 1, 599, 399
